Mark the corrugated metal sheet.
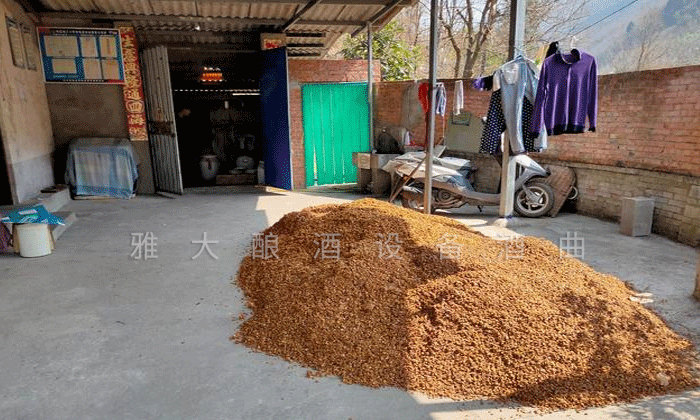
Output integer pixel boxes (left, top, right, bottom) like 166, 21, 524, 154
150, 1, 196, 16
302, 82, 370, 186
198, 2, 249, 19
40, 0, 376, 20
302, 4, 381, 22
38, 0, 413, 55
97, 0, 152, 15
42, 0, 97, 12
237, 2, 297, 19
141, 45, 184, 194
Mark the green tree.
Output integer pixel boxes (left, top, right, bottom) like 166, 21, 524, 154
340, 21, 422, 81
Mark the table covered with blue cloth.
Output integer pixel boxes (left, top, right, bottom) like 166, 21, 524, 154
65, 138, 139, 199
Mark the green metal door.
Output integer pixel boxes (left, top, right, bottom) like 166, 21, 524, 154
302, 82, 369, 187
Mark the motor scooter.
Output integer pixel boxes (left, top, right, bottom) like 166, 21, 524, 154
384, 149, 555, 217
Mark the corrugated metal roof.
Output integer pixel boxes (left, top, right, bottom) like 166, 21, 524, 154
42, 0, 96, 12
151, 1, 196, 16
37, 0, 415, 56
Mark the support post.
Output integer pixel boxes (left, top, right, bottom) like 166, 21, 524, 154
424, 0, 439, 214
498, 140, 516, 217
367, 23, 374, 151
507, 0, 526, 61
498, 0, 526, 218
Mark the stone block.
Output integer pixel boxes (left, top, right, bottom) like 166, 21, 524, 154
620, 197, 655, 237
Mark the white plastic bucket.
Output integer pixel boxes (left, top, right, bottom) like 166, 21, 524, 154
16, 223, 53, 258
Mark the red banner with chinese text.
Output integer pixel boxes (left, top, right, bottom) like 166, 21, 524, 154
118, 27, 148, 142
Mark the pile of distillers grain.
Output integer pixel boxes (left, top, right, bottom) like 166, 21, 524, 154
234, 199, 699, 410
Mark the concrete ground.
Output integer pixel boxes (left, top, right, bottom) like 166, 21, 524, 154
1, 189, 699, 420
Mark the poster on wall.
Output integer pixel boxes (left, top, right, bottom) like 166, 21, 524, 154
37, 27, 125, 83
6, 18, 25, 68
21, 24, 39, 70
261, 33, 286, 50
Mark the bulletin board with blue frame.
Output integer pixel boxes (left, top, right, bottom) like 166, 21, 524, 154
37, 27, 125, 84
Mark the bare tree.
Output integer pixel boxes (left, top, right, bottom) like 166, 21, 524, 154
355, 0, 592, 79
603, 9, 665, 73
426, 0, 507, 79
420, 0, 591, 80
525, 0, 590, 48
395, 2, 426, 47
633, 11, 665, 71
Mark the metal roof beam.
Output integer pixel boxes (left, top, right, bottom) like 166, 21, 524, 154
15, 0, 46, 16
286, 32, 325, 37
39, 12, 364, 27
281, 0, 322, 31
142, 0, 412, 4
288, 51, 322, 57
146, 43, 258, 52
136, 29, 255, 39
287, 42, 324, 48
138, 30, 326, 44
351, 0, 403, 36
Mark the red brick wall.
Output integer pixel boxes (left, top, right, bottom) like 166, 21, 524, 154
373, 67, 700, 246
374, 80, 490, 146
541, 66, 700, 246
540, 66, 700, 178
375, 66, 700, 176
288, 59, 380, 189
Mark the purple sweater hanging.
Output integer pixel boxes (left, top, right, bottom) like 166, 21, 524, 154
531, 49, 598, 137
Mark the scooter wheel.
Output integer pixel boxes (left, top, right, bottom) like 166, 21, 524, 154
400, 192, 436, 214
514, 181, 555, 218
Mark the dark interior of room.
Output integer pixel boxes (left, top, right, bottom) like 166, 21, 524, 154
0, 135, 13, 205
169, 49, 263, 188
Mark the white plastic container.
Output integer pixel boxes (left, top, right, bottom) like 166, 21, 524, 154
199, 155, 219, 181
257, 161, 265, 185
16, 223, 53, 258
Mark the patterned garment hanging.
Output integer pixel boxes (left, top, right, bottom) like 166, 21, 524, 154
479, 90, 540, 155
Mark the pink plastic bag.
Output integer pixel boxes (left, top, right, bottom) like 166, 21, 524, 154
0, 222, 12, 253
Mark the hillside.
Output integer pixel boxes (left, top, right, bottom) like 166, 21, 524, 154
579, 0, 700, 74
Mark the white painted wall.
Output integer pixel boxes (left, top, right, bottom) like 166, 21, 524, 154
0, 0, 55, 203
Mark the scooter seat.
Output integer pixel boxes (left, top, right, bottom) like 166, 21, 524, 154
438, 157, 472, 172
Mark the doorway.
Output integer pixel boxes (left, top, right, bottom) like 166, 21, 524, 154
302, 82, 370, 187
0, 132, 13, 205
173, 94, 262, 188
166, 47, 291, 190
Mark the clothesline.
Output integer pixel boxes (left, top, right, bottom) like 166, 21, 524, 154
476, 48, 597, 157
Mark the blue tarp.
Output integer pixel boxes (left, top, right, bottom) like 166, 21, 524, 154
65, 138, 139, 199
1, 204, 65, 225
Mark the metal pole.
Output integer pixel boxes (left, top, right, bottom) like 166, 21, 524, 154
498, 0, 526, 218
507, 0, 526, 60
424, 0, 439, 214
367, 22, 374, 151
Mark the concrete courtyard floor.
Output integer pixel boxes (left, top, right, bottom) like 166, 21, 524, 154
1, 189, 699, 420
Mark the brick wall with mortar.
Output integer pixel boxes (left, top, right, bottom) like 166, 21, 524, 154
373, 66, 700, 246
287, 59, 380, 189
557, 163, 700, 246
374, 80, 491, 146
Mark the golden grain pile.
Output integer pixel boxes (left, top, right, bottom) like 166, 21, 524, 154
233, 198, 698, 410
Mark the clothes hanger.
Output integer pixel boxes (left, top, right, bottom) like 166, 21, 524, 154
545, 41, 559, 58
568, 35, 580, 58
550, 36, 580, 63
